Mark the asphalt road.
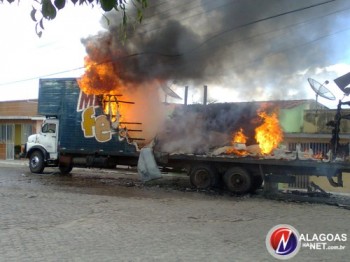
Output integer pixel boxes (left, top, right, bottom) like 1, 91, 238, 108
0, 160, 349, 262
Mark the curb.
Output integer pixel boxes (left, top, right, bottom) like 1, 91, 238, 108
0, 159, 28, 166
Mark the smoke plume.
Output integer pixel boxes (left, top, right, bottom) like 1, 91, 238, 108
79, 0, 350, 153
81, 0, 348, 101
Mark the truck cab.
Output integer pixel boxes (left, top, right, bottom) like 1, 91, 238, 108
25, 118, 59, 173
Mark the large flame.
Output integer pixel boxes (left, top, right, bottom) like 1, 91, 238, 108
78, 56, 125, 95
226, 111, 283, 156
102, 95, 127, 123
78, 56, 133, 125
255, 111, 283, 154
78, 53, 166, 146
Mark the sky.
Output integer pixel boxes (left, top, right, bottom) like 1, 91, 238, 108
0, 1, 104, 101
1, 0, 350, 109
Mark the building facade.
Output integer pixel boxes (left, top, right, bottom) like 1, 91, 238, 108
0, 100, 44, 160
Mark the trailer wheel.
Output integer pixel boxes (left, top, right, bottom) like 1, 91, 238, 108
224, 167, 252, 194
29, 150, 45, 174
59, 163, 73, 175
189, 164, 217, 189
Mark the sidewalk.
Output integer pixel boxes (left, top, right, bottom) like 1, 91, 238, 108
0, 159, 28, 166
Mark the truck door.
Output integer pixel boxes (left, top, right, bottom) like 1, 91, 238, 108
39, 119, 59, 159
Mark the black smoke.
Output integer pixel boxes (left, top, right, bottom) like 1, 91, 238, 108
81, 0, 347, 100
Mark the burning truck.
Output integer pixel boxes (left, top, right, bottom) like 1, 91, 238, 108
22, 74, 350, 194
21, 0, 350, 194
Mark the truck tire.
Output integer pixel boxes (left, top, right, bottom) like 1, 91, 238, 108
224, 167, 252, 194
189, 164, 218, 189
59, 163, 73, 175
29, 150, 45, 174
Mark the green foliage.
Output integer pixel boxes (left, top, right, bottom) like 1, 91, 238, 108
100, 0, 116, 12
54, 0, 66, 10
0, 0, 148, 37
42, 0, 57, 19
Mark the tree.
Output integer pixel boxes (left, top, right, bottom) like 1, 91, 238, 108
0, 0, 148, 37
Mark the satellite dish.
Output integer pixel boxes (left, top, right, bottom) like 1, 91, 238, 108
160, 82, 182, 100
334, 72, 350, 95
307, 78, 336, 131
307, 78, 336, 101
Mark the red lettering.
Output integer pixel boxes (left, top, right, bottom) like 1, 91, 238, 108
77, 91, 98, 112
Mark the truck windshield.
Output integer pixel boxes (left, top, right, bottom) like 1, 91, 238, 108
42, 123, 56, 134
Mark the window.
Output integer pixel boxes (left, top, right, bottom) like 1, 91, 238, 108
42, 123, 56, 134
0, 124, 6, 143
21, 124, 34, 144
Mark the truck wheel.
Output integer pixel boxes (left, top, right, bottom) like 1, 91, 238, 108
59, 164, 73, 175
29, 151, 45, 174
189, 164, 217, 189
224, 167, 252, 194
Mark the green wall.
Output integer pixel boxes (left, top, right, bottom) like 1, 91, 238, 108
279, 105, 306, 133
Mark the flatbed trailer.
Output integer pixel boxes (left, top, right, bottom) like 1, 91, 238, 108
153, 152, 348, 194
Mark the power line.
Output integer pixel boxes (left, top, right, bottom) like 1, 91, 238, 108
138, 0, 238, 35
106, 0, 339, 59
139, 0, 232, 32
0, 67, 84, 86
156, 2, 350, 71
178, 0, 336, 55
0, 0, 340, 86
206, 25, 350, 78
115, 0, 338, 58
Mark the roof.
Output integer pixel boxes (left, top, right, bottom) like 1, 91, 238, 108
169, 99, 327, 110
0, 99, 39, 117
0, 116, 45, 120
226, 99, 326, 110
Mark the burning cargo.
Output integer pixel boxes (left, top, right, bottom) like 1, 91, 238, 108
154, 102, 284, 156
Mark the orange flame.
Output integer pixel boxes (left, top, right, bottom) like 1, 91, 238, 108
78, 56, 125, 95
232, 128, 247, 144
226, 128, 249, 156
77, 55, 133, 124
312, 152, 323, 160
77, 53, 166, 146
255, 111, 283, 154
102, 95, 123, 123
